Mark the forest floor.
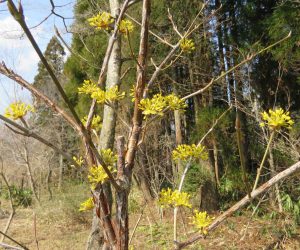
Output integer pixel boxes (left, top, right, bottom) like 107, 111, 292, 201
1, 183, 300, 250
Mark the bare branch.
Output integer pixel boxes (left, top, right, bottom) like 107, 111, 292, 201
125, 0, 151, 170
0, 230, 29, 250
55, 27, 100, 69
127, 0, 142, 9
182, 31, 292, 100
145, 3, 211, 94
0, 161, 15, 244
0, 114, 80, 168
125, 13, 174, 47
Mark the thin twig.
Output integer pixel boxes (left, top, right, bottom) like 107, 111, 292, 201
182, 32, 291, 101
0, 115, 80, 168
33, 212, 39, 250
125, 13, 174, 47
129, 205, 146, 244
0, 160, 15, 243
0, 231, 29, 250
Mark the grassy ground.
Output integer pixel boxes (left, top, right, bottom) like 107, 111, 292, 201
1, 183, 300, 249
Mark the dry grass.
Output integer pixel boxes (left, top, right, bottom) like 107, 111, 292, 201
1, 183, 300, 249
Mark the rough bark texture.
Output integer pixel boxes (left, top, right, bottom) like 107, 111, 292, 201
115, 136, 130, 250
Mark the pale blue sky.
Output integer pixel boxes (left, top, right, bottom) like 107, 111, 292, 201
0, 0, 75, 113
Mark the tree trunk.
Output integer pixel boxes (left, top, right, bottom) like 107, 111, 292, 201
58, 154, 63, 189
88, 0, 122, 249
46, 160, 53, 200
212, 138, 220, 186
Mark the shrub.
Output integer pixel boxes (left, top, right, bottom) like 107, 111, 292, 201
1, 185, 33, 207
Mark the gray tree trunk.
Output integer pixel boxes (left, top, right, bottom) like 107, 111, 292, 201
87, 1, 121, 249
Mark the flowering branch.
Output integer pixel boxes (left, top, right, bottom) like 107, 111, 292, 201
0, 62, 80, 132
176, 160, 300, 249
7, 0, 83, 129
85, 0, 131, 129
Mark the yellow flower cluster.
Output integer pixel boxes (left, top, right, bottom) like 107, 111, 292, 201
88, 12, 114, 30
4, 102, 35, 120
72, 156, 84, 167
88, 12, 134, 35
172, 144, 208, 162
88, 165, 116, 189
129, 85, 136, 102
138, 93, 187, 117
191, 210, 213, 234
78, 80, 125, 104
79, 197, 94, 212
88, 149, 117, 189
78, 79, 98, 94
139, 94, 166, 116
165, 94, 187, 110
158, 188, 192, 208
260, 108, 294, 130
180, 38, 195, 53
81, 115, 102, 132
100, 148, 118, 166
119, 19, 134, 34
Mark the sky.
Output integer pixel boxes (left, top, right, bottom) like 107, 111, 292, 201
0, 0, 75, 113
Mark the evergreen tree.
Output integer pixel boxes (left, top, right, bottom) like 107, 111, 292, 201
32, 36, 77, 188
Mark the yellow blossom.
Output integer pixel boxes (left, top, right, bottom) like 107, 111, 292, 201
72, 156, 84, 167
88, 12, 114, 30
180, 38, 195, 53
139, 94, 167, 116
4, 102, 35, 120
78, 80, 125, 104
158, 188, 192, 208
78, 80, 98, 95
81, 115, 102, 132
104, 86, 125, 103
191, 209, 214, 234
260, 108, 294, 130
90, 89, 106, 104
87, 149, 117, 189
138, 93, 186, 117
165, 93, 187, 110
172, 144, 208, 162
119, 19, 134, 34
79, 197, 94, 212
99, 148, 117, 166
129, 85, 136, 102
88, 165, 116, 189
